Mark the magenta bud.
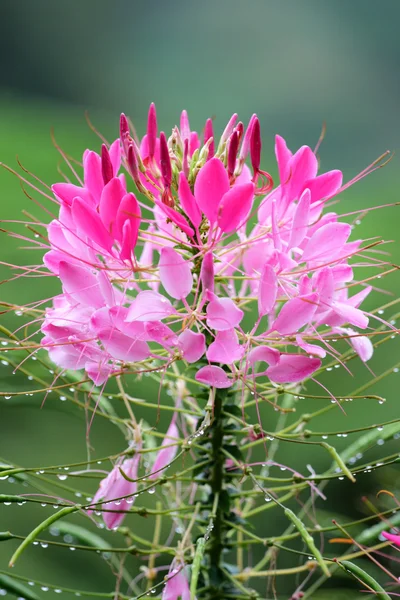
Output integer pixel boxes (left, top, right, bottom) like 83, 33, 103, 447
204, 118, 215, 159
227, 131, 239, 177
234, 121, 244, 143
120, 113, 130, 140
147, 102, 157, 159
183, 138, 189, 178
101, 144, 113, 185
127, 144, 140, 181
250, 117, 261, 173
239, 114, 257, 162
180, 109, 190, 142
159, 131, 172, 188
221, 113, 238, 144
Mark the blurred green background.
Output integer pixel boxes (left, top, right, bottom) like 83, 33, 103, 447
0, 1, 400, 598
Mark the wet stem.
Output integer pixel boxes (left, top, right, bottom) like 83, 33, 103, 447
209, 388, 226, 571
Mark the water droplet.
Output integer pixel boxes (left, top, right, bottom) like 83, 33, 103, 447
40, 542, 48, 548
41, 503, 47, 507
57, 474, 68, 481
4, 396, 12, 400
60, 396, 67, 402
41, 587, 49, 592
55, 590, 62, 594
3, 502, 11, 506
1, 360, 9, 366
69, 547, 76, 551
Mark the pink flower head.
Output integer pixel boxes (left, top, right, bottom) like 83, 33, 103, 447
39, 104, 381, 396
382, 531, 400, 547
88, 456, 139, 530
162, 564, 192, 600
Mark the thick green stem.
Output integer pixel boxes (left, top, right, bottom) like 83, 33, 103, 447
209, 389, 225, 571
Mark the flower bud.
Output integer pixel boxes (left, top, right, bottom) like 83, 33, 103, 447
101, 144, 113, 185
239, 114, 257, 163
160, 132, 172, 188
204, 118, 215, 160
147, 102, 157, 159
180, 109, 190, 143
250, 117, 261, 175
227, 131, 239, 179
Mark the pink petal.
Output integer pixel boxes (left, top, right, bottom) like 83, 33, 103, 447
150, 421, 180, 479
195, 365, 232, 388
288, 188, 310, 249
335, 327, 373, 362
347, 286, 372, 308
206, 329, 243, 364
71, 197, 113, 252
97, 271, 115, 307
145, 322, 178, 348
194, 157, 230, 224
99, 177, 126, 235
302, 222, 351, 262
267, 354, 321, 383
303, 170, 343, 203
382, 532, 400, 547
119, 220, 134, 261
217, 182, 255, 233
59, 262, 104, 308
332, 302, 369, 329
247, 345, 280, 367
102, 457, 139, 529
126, 291, 175, 322
98, 327, 150, 362
313, 267, 334, 308
200, 252, 215, 294
275, 135, 292, 184
206, 294, 244, 331
272, 293, 319, 335
52, 183, 93, 207
108, 139, 121, 175
178, 329, 206, 363
178, 172, 202, 228
162, 568, 191, 600
295, 335, 326, 358
83, 151, 103, 202
258, 264, 277, 317
159, 248, 193, 299
286, 146, 318, 200
154, 199, 195, 238
115, 192, 141, 245
85, 361, 113, 385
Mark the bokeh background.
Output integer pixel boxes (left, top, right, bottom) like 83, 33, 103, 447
0, 1, 400, 598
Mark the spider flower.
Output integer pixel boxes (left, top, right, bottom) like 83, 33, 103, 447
41, 105, 379, 391
162, 563, 192, 600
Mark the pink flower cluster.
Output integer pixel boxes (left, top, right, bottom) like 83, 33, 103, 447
41, 105, 374, 389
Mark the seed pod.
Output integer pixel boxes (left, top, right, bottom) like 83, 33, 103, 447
284, 508, 331, 577
337, 560, 390, 599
